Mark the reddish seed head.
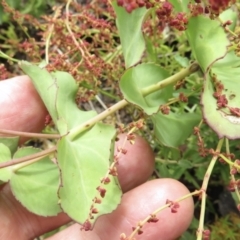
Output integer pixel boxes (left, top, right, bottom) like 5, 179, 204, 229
127, 133, 135, 141
81, 220, 92, 231
109, 166, 118, 176
216, 94, 228, 108
91, 208, 98, 214
193, 126, 200, 135
229, 107, 240, 117
203, 229, 211, 240
96, 186, 106, 198
227, 180, 236, 192
179, 92, 188, 102
160, 104, 170, 114
230, 167, 237, 175
102, 176, 111, 184
237, 204, 240, 211
223, 20, 232, 27
147, 214, 159, 223
94, 197, 101, 204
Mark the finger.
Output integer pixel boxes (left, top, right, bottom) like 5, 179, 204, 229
0, 76, 48, 135
115, 133, 155, 192
0, 134, 154, 239
0, 76, 155, 240
47, 179, 194, 240
0, 76, 154, 192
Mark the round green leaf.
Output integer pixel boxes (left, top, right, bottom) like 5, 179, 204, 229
10, 147, 61, 216
19, 62, 96, 135
120, 63, 171, 115
151, 112, 201, 148
178, 159, 192, 169
113, 1, 147, 68
202, 51, 240, 139
0, 143, 12, 183
58, 123, 121, 226
186, 15, 229, 72
0, 136, 19, 156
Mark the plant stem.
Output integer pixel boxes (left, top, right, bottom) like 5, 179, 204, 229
12, 156, 47, 172
65, 0, 88, 62
69, 63, 199, 140
45, 8, 60, 63
225, 138, 240, 202
0, 146, 56, 169
0, 129, 60, 139
196, 138, 224, 240
218, 153, 240, 171
141, 62, 199, 96
69, 62, 199, 140
0, 51, 19, 63
69, 99, 128, 140
128, 189, 201, 240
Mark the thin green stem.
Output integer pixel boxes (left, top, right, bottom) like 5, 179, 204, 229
0, 51, 19, 63
128, 190, 201, 240
12, 155, 47, 172
45, 26, 54, 64
69, 99, 128, 140
0, 129, 60, 139
69, 62, 199, 140
98, 89, 120, 101
0, 146, 56, 169
225, 138, 240, 202
218, 153, 240, 171
65, 0, 88, 61
197, 138, 224, 240
141, 62, 199, 96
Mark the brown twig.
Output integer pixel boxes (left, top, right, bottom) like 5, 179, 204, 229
0, 146, 57, 169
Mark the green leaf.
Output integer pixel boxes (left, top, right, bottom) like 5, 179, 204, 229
186, 15, 240, 139
58, 123, 121, 225
0, 143, 12, 183
0, 136, 19, 156
120, 63, 171, 115
174, 53, 189, 68
202, 51, 240, 139
145, 36, 157, 62
168, 0, 190, 13
151, 112, 201, 148
19, 62, 96, 135
186, 15, 229, 72
113, 1, 147, 68
219, 8, 238, 31
10, 147, 61, 216
178, 159, 192, 169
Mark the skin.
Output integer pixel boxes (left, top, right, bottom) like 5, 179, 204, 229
0, 76, 194, 240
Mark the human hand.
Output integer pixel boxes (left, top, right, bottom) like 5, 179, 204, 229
0, 76, 194, 240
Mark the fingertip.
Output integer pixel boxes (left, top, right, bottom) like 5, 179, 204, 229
95, 178, 194, 240
115, 134, 155, 192
0, 75, 47, 137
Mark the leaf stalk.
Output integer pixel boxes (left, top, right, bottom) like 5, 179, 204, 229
69, 62, 199, 140
196, 138, 224, 240
141, 62, 199, 96
0, 146, 56, 169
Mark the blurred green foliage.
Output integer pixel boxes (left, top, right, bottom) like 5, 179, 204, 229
0, 0, 55, 24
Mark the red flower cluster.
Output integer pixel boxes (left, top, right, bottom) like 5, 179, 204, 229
208, 0, 236, 15
189, 0, 236, 17
117, 0, 149, 13
117, 1, 188, 31
228, 179, 240, 192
